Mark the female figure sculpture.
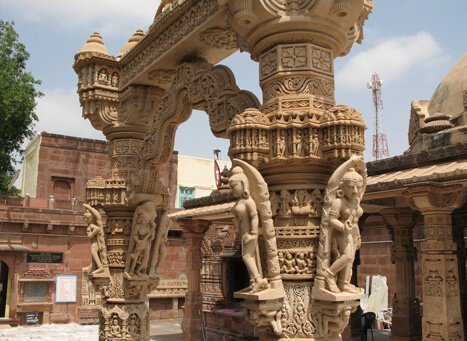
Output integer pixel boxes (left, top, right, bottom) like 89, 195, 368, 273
125, 201, 157, 278
313, 155, 366, 298
83, 204, 108, 276
229, 166, 269, 293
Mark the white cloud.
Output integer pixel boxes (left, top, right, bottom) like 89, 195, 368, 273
34, 88, 105, 140
1, 0, 160, 36
336, 32, 444, 91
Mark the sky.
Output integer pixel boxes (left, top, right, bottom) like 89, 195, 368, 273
1, 0, 466, 165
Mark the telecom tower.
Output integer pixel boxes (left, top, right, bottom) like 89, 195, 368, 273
367, 72, 389, 160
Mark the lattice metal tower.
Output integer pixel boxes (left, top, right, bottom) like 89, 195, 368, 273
367, 72, 389, 160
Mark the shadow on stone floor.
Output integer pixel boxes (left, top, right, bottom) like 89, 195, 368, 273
151, 334, 182, 341
351, 330, 391, 341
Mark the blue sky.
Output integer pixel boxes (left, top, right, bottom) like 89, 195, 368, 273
1, 0, 465, 163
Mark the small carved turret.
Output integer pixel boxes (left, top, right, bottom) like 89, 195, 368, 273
118, 29, 145, 59
79, 32, 109, 55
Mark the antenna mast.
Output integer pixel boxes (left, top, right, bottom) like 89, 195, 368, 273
367, 72, 389, 160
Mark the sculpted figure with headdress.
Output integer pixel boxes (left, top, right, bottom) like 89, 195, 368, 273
125, 201, 157, 278
229, 165, 269, 293
84, 204, 109, 277
313, 155, 366, 300
229, 159, 283, 294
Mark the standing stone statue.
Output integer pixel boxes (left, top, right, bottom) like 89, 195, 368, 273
313, 155, 366, 300
148, 211, 171, 277
229, 165, 269, 293
125, 201, 157, 279
83, 204, 109, 277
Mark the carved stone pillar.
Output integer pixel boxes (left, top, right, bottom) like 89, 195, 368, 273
225, 1, 373, 340
381, 208, 422, 341
407, 186, 466, 341
74, 33, 168, 341
180, 220, 210, 341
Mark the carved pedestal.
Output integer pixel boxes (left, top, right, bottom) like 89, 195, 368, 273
382, 209, 422, 341
87, 203, 164, 341
407, 186, 466, 341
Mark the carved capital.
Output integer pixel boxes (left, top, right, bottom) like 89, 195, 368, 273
405, 185, 465, 214
227, 0, 373, 59
380, 208, 419, 228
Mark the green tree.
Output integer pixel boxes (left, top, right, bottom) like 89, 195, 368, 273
0, 20, 42, 195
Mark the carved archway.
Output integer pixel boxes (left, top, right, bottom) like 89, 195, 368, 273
135, 60, 260, 197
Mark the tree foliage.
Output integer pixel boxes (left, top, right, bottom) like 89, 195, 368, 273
0, 20, 42, 195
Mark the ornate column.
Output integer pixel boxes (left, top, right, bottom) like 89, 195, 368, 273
179, 220, 210, 341
74, 32, 168, 341
406, 185, 466, 341
226, 1, 372, 340
381, 208, 422, 341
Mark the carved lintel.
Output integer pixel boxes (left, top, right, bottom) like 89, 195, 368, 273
180, 219, 211, 235
380, 207, 419, 228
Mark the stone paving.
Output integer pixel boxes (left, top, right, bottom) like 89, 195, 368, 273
0, 320, 182, 341
0, 319, 391, 341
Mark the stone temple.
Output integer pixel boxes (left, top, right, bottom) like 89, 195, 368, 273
59, 0, 466, 340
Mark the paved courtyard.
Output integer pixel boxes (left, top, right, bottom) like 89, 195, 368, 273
0, 319, 391, 341
0, 320, 182, 341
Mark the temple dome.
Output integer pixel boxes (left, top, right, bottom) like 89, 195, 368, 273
428, 53, 467, 117
118, 29, 145, 57
79, 32, 109, 55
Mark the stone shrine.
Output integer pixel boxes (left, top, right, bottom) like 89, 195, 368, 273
73, 1, 373, 340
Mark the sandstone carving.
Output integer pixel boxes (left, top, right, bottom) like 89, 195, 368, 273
313, 155, 366, 300
73, 0, 375, 339
83, 204, 109, 278
148, 210, 171, 277
229, 162, 269, 293
125, 201, 157, 279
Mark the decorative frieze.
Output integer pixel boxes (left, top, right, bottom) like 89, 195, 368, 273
199, 26, 237, 49
260, 44, 333, 81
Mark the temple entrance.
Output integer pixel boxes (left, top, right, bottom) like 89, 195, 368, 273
0, 261, 9, 318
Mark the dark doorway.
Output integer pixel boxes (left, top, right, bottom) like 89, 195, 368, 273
0, 261, 9, 317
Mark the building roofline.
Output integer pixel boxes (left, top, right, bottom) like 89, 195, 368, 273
40, 132, 107, 145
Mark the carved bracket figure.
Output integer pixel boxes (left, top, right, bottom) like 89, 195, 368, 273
229, 159, 285, 336
312, 155, 366, 301
124, 201, 158, 280
84, 204, 110, 278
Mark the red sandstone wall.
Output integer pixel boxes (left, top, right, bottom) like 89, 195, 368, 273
0, 133, 185, 324
36, 133, 109, 203
358, 219, 424, 309
358, 226, 396, 301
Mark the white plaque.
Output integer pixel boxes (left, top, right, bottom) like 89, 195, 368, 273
55, 275, 77, 303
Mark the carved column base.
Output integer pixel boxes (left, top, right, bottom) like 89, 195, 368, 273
100, 302, 149, 341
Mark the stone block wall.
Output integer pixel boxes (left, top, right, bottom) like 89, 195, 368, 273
358, 220, 424, 311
